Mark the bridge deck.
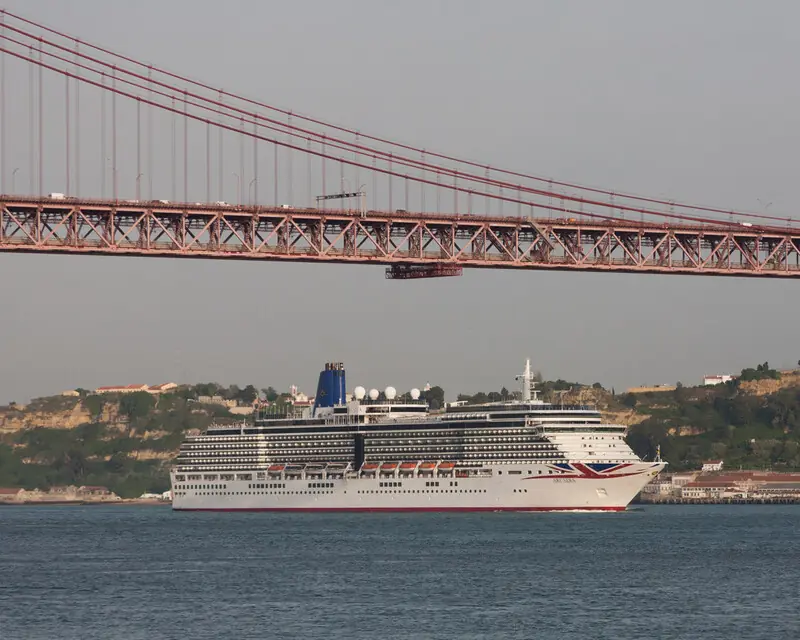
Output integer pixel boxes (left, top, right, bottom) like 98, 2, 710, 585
2, 197, 799, 277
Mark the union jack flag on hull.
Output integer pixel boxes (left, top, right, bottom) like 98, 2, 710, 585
526, 462, 654, 480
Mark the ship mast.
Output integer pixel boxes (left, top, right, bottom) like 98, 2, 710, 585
515, 358, 539, 403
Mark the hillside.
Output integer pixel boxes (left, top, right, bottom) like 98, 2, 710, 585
0, 387, 245, 498
621, 365, 800, 470
1, 363, 799, 496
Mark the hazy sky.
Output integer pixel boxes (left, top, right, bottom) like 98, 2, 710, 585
2, 0, 799, 404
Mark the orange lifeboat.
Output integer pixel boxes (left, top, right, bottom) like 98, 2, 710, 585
361, 462, 379, 473
438, 461, 455, 471
400, 462, 418, 471
380, 462, 399, 473
268, 464, 285, 474
418, 462, 436, 471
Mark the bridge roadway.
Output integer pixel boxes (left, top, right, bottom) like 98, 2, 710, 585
1, 196, 799, 278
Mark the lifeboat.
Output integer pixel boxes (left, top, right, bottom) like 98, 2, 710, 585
399, 462, 418, 471
326, 463, 347, 477
361, 462, 379, 474
418, 462, 436, 471
380, 462, 399, 473
285, 465, 304, 475
306, 464, 325, 476
268, 464, 285, 474
438, 462, 456, 471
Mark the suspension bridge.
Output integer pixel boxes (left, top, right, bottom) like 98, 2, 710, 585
0, 10, 798, 279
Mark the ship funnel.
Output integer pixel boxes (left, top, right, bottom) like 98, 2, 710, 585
313, 362, 347, 414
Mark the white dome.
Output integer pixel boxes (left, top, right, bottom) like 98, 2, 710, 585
354, 386, 366, 400
385, 386, 397, 400
410, 388, 421, 400
368, 388, 380, 401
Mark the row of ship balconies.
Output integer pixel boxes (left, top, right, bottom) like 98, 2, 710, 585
180, 438, 561, 453
179, 443, 559, 458
176, 451, 570, 468
185, 427, 569, 445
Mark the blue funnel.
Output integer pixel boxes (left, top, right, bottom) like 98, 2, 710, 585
314, 362, 347, 412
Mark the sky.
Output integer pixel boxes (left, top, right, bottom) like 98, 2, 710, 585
1, 0, 799, 403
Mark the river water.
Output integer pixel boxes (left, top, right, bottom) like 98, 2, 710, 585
0, 505, 797, 639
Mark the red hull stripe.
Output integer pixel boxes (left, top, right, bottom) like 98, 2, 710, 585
173, 506, 627, 513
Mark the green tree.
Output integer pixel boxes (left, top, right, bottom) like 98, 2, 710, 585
224, 385, 241, 401
262, 387, 279, 402
194, 383, 221, 398
238, 385, 258, 404
82, 394, 104, 417
120, 392, 155, 420
56, 449, 88, 483
422, 386, 445, 410
106, 452, 133, 473
621, 393, 638, 408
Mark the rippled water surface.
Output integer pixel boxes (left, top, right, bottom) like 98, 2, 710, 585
0, 505, 798, 639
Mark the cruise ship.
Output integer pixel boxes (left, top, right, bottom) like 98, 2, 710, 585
170, 361, 665, 512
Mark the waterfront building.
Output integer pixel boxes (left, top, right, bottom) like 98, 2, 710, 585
641, 479, 674, 496
95, 384, 149, 395
681, 481, 741, 500
671, 473, 698, 487
147, 383, 178, 394
0, 488, 25, 502
701, 460, 724, 472
702, 375, 734, 386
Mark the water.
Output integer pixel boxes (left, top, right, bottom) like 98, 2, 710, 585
0, 505, 798, 640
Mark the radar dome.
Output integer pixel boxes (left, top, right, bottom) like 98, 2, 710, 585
368, 388, 380, 401
385, 386, 397, 400
410, 388, 421, 400
354, 386, 366, 400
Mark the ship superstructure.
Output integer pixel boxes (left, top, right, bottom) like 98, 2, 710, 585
170, 361, 665, 511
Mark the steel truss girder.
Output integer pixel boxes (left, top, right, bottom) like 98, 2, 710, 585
1, 198, 800, 278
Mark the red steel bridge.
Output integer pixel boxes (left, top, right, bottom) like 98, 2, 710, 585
0, 10, 798, 279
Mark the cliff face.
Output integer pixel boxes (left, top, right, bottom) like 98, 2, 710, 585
738, 371, 800, 397
0, 387, 242, 498
0, 398, 122, 432
603, 409, 648, 427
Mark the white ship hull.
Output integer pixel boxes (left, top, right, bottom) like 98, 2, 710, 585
171, 462, 665, 512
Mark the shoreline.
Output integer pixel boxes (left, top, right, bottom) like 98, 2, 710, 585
0, 499, 171, 507
3, 500, 798, 509
635, 497, 800, 505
